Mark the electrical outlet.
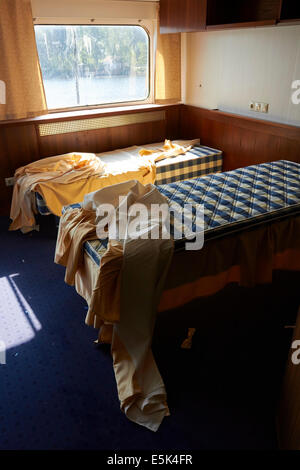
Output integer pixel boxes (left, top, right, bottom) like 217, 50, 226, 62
254, 102, 261, 112
5, 177, 15, 187
261, 103, 269, 113
249, 101, 269, 113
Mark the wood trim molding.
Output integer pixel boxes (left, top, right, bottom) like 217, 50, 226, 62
0, 104, 181, 128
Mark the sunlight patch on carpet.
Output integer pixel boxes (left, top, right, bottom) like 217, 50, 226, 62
0, 274, 42, 349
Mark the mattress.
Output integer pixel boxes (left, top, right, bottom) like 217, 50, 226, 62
35, 143, 223, 215
80, 160, 300, 266
35, 191, 52, 216
155, 144, 222, 185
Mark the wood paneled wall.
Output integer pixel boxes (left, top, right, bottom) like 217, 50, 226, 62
180, 106, 300, 171
1, 103, 300, 216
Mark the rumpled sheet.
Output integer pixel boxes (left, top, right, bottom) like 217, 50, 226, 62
55, 180, 174, 431
139, 139, 193, 162
9, 152, 105, 231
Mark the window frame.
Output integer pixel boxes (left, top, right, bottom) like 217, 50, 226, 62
34, 18, 155, 113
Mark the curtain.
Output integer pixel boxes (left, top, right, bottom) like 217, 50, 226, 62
0, 0, 47, 120
154, 20, 181, 104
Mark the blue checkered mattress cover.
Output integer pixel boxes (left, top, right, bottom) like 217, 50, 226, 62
35, 144, 223, 215
155, 143, 222, 185
63, 160, 300, 266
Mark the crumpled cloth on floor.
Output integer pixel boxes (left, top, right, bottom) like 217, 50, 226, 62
55, 179, 174, 431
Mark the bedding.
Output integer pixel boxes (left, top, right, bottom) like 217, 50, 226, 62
35, 142, 223, 216
9, 152, 106, 231
11, 139, 205, 231
9, 149, 156, 231
60, 159, 300, 432
56, 180, 174, 431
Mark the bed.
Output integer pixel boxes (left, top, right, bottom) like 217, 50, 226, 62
80, 159, 300, 274
35, 142, 223, 216
60, 159, 300, 431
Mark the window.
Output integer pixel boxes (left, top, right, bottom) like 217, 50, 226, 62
34, 25, 150, 110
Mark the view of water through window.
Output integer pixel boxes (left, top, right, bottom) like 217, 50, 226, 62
35, 25, 149, 109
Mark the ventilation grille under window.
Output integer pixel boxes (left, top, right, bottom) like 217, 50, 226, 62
38, 111, 166, 137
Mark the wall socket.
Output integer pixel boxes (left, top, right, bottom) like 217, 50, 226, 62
5, 177, 15, 187
261, 103, 269, 113
249, 101, 269, 113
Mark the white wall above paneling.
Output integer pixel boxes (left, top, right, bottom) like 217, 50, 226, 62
31, 0, 158, 20
182, 25, 300, 126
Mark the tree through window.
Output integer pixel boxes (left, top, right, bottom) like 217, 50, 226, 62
35, 25, 149, 109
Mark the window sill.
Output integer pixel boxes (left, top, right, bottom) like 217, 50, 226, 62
0, 103, 182, 127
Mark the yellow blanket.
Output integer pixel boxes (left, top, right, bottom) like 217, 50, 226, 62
139, 139, 192, 162
9, 140, 195, 232
9, 152, 106, 231
9, 151, 156, 231
55, 180, 174, 432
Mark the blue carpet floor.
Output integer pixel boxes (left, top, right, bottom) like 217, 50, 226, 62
0, 215, 298, 450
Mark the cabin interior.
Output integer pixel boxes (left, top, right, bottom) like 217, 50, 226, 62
0, 0, 300, 452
